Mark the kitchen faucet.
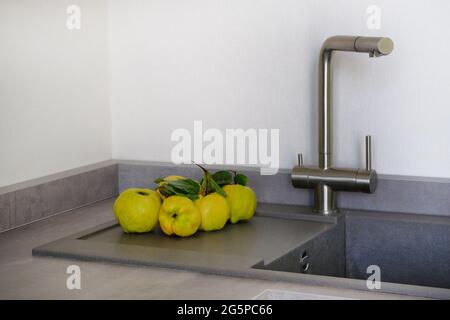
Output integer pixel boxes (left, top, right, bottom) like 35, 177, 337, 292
292, 36, 394, 214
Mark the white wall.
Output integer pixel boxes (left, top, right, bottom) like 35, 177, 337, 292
109, 0, 450, 178
2, 0, 449, 186
0, 0, 111, 187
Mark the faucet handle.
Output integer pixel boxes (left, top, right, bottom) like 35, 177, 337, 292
365, 135, 372, 171
297, 153, 303, 167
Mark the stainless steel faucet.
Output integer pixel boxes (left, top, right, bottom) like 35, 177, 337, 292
292, 35, 394, 214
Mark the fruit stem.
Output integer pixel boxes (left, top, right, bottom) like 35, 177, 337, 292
231, 170, 237, 183
193, 162, 210, 196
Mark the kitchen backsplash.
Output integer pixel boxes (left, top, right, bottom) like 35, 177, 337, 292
2, 160, 450, 233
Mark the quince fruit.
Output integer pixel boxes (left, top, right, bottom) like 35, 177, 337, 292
223, 184, 257, 223
159, 196, 201, 237
195, 193, 230, 231
113, 188, 161, 233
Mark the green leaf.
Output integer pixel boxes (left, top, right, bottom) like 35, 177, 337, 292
159, 183, 183, 195
157, 188, 173, 198
157, 184, 177, 198
157, 182, 201, 201
174, 193, 195, 201
209, 178, 227, 197
166, 178, 201, 195
234, 173, 248, 186
212, 171, 233, 186
154, 178, 165, 184
200, 175, 214, 195
187, 194, 200, 201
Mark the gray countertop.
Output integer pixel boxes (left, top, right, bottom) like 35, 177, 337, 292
0, 198, 424, 299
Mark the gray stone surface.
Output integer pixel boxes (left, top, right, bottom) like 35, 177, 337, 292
0, 160, 117, 194
32, 200, 450, 299
256, 202, 340, 224
0, 198, 415, 300
1, 163, 118, 232
33, 205, 336, 275
256, 218, 345, 278
3, 160, 450, 299
339, 177, 450, 216
14, 179, 63, 226
256, 208, 450, 291
79, 217, 330, 263
0, 193, 14, 232
345, 211, 450, 289
118, 161, 450, 217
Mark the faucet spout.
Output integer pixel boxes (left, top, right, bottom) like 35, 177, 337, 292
292, 35, 393, 214
318, 36, 393, 169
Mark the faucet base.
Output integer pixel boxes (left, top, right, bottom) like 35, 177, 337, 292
313, 184, 337, 215
291, 165, 377, 215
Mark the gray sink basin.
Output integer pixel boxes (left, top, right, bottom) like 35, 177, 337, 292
254, 209, 450, 290
33, 203, 450, 299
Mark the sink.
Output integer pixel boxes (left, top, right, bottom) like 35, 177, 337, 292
253, 210, 450, 290
33, 202, 450, 299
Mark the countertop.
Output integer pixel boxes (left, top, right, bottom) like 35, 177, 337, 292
0, 198, 423, 299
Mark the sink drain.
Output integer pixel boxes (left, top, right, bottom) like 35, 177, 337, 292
299, 250, 310, 273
